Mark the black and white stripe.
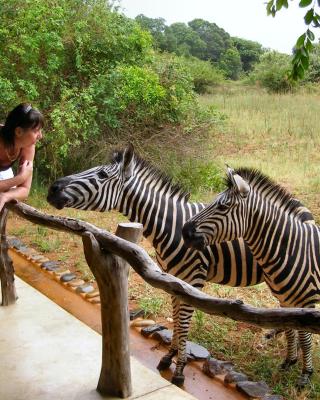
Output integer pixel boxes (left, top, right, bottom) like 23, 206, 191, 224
183, 166, 319, 386
47, 147, 314, 385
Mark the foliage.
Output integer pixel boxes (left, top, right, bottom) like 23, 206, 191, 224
219, 47, 243, 80
188, 18, 233, 62
135, 15, 248, 80
248, 51, 295, 92
0, 0, 200, 179
135, 14, 167, 49
266, 0, 320, 79
232, 37, 265, 73
182, 57, 224, 93
304, 42, 320, 82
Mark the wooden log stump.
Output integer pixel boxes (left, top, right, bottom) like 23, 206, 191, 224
0, 208, 17, 306
82, 222, 142, 398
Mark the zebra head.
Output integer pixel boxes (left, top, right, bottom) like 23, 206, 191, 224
47, 145, 135, 211
182, 166, 250, 250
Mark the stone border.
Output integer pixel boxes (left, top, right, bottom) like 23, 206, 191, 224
7, 236, 101, 306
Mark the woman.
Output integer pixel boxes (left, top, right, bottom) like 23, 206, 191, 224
0, 103, 44, 211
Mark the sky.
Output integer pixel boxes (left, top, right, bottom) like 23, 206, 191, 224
119, 0, 319, 54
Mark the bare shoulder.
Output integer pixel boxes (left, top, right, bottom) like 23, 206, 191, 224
20, 144, 36, 162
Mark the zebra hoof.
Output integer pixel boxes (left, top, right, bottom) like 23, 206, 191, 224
157, 356, 172, 371
296, 370, 313, 389
171, 374, 185, 386
264, 328, 283, 340
280, 358, 297, 370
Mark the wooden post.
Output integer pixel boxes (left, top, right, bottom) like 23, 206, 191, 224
82, 222, 142, 398
0, 208, 17, 306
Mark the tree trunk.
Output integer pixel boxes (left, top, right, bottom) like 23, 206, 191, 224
82, 223, 142, 398
0, 208, 16, 306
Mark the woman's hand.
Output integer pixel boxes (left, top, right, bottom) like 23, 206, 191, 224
0, 192, 9, 212
18, 160, 33, 182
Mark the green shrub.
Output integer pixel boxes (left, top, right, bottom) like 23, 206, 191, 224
0, 0, 202, 180
182, 57, 224, 93
248, 51, 295, 93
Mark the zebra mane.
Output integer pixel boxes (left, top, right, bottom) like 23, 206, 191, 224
226, 167, 305, 216
111, 148, 191, 201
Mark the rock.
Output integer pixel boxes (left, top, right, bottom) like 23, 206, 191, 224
31, 254, 49, 262
68, 279, 85, 287
261, 395, 284, 400
152, 329, 173, 345
236, 381, 270, 398
18, 247, 36, 256
203, 357, 234, 377
41, 261, 61, 271
54, 269, 71, 276
17, 246, 29, 253
224, 371, 248, 384
7, 237, 24, 249
130, 319, 156, 328
186, 342, 210, 361
89, 296, 100, 304
85, 290, 100, 299
130, 309, 144, 320
141, 324, 167, 338
75, 284, 95, 294
60, 273, 77, 282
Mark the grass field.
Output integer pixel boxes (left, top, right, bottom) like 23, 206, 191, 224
7, 82, 320, 400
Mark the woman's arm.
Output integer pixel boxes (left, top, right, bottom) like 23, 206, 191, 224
0, 145, 35, 209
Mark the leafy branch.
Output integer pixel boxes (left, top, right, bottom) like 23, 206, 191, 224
266, 0, 320, 79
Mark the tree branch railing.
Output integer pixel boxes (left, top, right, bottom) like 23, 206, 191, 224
1, 201, 320, 398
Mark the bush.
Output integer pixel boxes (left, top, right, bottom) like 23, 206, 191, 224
0, 0, 201, 180
248, 51, 295, 93
182, 57, 224, 93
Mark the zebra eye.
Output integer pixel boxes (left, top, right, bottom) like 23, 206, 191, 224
217, 201, 230, 211
97, 170, 109, 179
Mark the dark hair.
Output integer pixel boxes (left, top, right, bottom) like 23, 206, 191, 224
0, 103, 44, 148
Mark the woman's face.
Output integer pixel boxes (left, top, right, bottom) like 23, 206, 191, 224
16, 125, 43, 147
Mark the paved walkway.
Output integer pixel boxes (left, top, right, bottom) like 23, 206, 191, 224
0, 277, 196, 400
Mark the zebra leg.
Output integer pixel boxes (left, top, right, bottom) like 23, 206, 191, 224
157, 296, 179, 371
280, 329, 298, 370
296, 331, 313, 388
264, 328, 284, 340
171, 303, 195, 386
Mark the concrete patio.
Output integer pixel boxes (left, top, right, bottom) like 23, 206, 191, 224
0, 277, 196, 400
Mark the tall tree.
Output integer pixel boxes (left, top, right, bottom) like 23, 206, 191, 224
163, 23, 207, 58
232, 37, 265, 72
188, 18, 232, 62
135, 14, 167, 49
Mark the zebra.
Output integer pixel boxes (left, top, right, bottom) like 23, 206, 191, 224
47, 145, 314, 385
182, 166, 320, 387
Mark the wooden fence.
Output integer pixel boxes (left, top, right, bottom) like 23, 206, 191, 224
1, 202, 320, 398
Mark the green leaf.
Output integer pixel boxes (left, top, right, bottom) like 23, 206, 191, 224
276, 0, 283, 11
282, 0, 289, 7
300, 46, 308, 57
306, 28, 315, 40
296, 33, 306, 48
299, 0, 313, 7
304, 9, 314, 24
305, 38, 314, 51
266, 0, 274, 15
300, 55, 309, 69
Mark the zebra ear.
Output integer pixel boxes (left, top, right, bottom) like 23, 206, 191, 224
226, 166, 250, 198
123, 144, 135, 178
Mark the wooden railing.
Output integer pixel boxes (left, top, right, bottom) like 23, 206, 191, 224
1, 202, 320, 398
